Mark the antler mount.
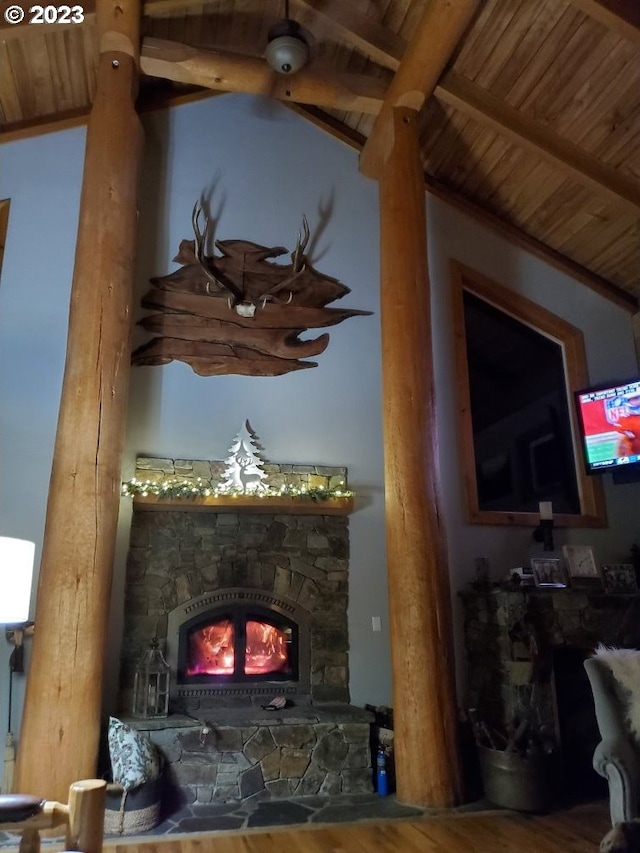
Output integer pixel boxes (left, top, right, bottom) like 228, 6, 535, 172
132, 200, 372, 376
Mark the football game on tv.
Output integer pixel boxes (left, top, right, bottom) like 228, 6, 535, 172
575, 378, 640, 474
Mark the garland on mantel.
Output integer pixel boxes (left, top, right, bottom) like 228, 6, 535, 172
121, 478, 353, 502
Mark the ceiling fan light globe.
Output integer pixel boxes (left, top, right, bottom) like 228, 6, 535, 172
266, 34, 309, 75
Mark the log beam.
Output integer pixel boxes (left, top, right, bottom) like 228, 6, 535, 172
14, 0, 143, 800
140, 38, 387, 114
379, 106, 462, 807
359, 0, 481, 179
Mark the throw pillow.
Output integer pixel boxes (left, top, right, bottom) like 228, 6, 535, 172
592, 644, 640, 746
107, 716, 162, 791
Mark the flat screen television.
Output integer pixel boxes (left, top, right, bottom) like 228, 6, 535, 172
574, 377, 640, 475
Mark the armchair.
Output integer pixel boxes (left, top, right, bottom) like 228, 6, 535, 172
584, 652, 640, 825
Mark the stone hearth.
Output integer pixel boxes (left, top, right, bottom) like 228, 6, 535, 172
129, 705, 373, 804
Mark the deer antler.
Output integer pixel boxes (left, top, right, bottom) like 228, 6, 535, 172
259, 216, 310, 306
192, 202, 243, 304
291, 215, 310, 273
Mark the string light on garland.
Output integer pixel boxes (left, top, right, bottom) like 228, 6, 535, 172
122, 425, 351, 503
121, 477, 353, 502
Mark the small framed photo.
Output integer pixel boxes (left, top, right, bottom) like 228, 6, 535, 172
601, 564, 638, 594
531, 557, 569, 589
562, 545, 600, 580
508, 566, 535, 587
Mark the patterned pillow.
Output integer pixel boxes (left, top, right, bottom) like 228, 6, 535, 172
107, 716, 162, 791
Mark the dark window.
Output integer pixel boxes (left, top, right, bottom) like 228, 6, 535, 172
463, 289, 580, 514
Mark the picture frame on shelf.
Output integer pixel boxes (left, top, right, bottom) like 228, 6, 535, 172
508, 566, 535, 587
531, 557, 569, 589
562, 545, 600, 580
601, 564, 638, 594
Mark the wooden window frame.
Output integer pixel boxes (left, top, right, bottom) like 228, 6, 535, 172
451, 261, 607, 528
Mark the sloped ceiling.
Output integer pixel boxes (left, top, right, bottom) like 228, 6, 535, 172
1, 0, 638, 310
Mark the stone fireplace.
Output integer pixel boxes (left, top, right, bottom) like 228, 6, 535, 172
120, 508, 351, 710
117, 456, 373, 803
460, 585, 640, 803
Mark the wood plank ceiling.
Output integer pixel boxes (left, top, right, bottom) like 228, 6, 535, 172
1, 0, 638, 310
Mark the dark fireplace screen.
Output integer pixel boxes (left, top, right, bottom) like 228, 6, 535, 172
178, 606, 298, 684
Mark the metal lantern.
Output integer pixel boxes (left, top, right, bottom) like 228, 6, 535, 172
132, 637, 170, 718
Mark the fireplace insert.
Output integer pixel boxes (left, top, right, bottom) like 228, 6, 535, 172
178, 604, 299, 684
166, 588, 312, 706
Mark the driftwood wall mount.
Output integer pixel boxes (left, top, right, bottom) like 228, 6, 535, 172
132, 203, 372, 376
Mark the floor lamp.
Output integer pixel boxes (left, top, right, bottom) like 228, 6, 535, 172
0, 537, 35, 795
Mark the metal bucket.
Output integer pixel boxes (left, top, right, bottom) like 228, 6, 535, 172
478, 745, 553, 813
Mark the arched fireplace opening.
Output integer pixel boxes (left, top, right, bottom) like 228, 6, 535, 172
167, 587, 312, 709
179, 604, 299, 684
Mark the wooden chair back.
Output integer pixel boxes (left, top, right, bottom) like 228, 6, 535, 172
0, 779, 106, 853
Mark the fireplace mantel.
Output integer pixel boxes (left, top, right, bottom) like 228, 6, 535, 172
125, 456, 354, 515
132, 494, 354, 515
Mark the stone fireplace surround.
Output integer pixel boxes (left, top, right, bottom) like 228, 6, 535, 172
459, 585, 640, 802
118, 458, 373, 803
459, 586, 640, 732
121, 509, 352, 707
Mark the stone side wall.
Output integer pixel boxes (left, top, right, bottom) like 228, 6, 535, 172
132, 707, 373, 804
121, 510, 350, 709
460, 586, 640, 731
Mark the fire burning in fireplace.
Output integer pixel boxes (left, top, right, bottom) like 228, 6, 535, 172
166, 589, 313, 706
186, 618, 292, 677
177, 602, 299, 686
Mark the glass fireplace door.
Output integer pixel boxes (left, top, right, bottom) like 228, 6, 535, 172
182, 607, 298, 683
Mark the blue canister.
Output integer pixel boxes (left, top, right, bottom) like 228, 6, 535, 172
376, 745, 388, 796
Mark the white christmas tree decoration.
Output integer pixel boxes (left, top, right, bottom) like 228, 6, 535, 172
221, 420, 269, 494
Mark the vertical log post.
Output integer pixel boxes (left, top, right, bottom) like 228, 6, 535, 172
379, 107, 462, 807
15, 0, 143, 800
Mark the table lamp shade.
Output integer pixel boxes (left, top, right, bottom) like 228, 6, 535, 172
0, 537, 35, 624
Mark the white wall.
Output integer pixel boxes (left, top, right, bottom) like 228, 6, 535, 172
0, 128, 86, 786
110, 95, 389, 711
1, 95, 638, 789
427, 195, 640, 689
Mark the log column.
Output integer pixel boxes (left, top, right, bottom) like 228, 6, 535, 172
15, 0, 143, 799
379, 106, 462, 807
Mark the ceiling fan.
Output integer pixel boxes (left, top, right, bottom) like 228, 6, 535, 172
265, 0, 311, 75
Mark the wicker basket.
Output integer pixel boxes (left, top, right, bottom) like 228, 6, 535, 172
104, 775, 163, 835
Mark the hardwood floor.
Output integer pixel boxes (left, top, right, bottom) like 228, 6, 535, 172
103, 803, 610, 853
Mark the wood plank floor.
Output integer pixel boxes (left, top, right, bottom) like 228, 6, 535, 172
103, 802, 611, 853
